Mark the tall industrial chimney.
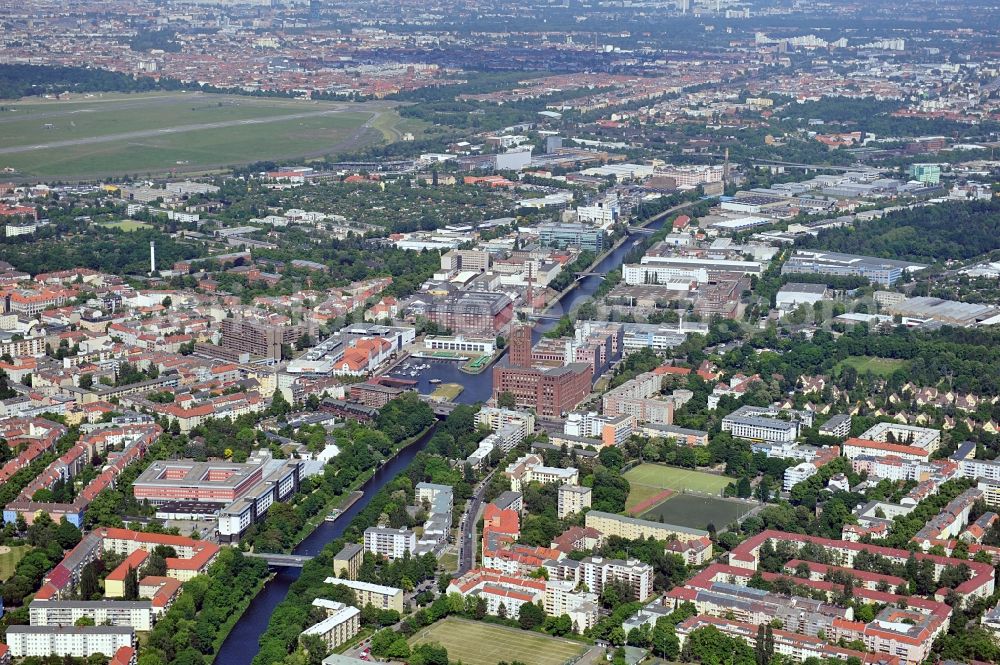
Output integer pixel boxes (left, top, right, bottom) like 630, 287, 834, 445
150, 241, 156, 275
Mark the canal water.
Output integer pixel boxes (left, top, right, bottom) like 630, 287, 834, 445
217, 213, 670, 664
216, 427, 435, 664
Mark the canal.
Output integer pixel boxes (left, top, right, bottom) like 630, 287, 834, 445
216, 427, 435, 665
217, 206, 676, 663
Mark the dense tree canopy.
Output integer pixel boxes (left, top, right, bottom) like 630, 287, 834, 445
0, 64, 184, 99
802, 198, 1000, 264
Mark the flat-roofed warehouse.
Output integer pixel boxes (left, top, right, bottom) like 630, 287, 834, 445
775, 282, 830, 309
782, 250, 928, 286
888, 296, 1000, 327
133, 460, 270, 504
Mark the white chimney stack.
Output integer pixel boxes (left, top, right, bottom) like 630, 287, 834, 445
150, 241, 156, 275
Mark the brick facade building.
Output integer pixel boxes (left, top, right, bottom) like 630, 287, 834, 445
493, 362, 592, 418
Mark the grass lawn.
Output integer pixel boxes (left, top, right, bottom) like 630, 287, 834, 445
98, 220, 153, 232
0, 92, 406, 178
640, 494, 752, 531
624, 464, 733, 496
834, 356, 908, 377
409, 617, 586, 665
0, 545, 31, 581
430, 383, 464, 401
437, 551, 458, 572
368, 108, 424, 142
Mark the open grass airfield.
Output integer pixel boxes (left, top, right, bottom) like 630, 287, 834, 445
0, 92, 418, 179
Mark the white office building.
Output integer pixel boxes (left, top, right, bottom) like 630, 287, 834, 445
639, 255, 763, 275
576, 204, 618, 227
623, 263, 708, 287
425, 336, 495, 355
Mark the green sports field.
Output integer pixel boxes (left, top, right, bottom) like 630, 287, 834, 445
624, 464, 732, 495
640, 493, 751, 531
409, 617, 586, 665
0, 92, 414, 178
623, 464, 746, 530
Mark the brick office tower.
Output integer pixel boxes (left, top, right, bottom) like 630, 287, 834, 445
509, 325, 533, 368
497, 324, 592, 417
493, 363, 592, 418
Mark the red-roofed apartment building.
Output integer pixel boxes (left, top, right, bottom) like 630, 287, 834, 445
687, 529, 997, 664
447, 568, 545, 618
36, 527, 219, 602
484, 543, 562, 576
482, 503, 520, 559
843, 438, 931, 463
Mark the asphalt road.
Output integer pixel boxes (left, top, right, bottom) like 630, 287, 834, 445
458, 469, 494, 574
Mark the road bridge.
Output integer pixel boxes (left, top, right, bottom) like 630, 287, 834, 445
245, 552, 313, 567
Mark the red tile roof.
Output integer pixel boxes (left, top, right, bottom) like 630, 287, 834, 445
106, 549, 149, 583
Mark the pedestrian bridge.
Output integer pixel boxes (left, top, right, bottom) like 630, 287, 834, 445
245, 552, 314, 567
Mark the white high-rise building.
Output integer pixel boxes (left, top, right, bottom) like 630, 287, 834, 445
558, 485, 592, 518
784, 462, 818, 491
363, 527, 416, 560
